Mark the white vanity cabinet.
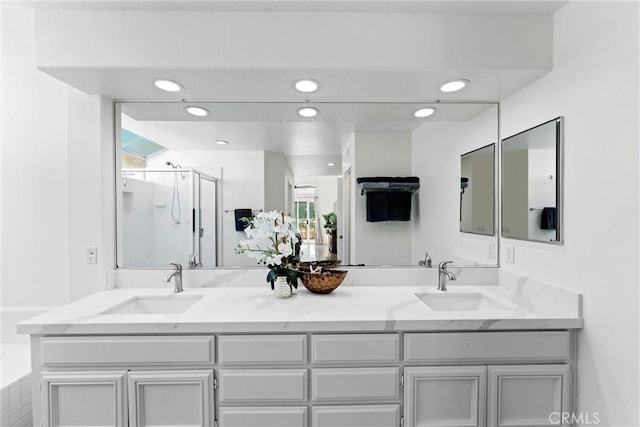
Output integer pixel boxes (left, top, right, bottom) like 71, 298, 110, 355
128, 370, 215, 427
41, 369, 215, 427
487, 365, 570, 427
35, 335, 217, 427
403, 332, 574, 427
216, 334, 309, 427
41, 370, 128, 426
404, 366, 487, 427
30, 331, 576, 427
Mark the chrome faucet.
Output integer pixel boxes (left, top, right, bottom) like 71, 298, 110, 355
438, 261, 456, 291
163, 263, 183, 293
188, 254, 200, 269
418, 252, 432, 268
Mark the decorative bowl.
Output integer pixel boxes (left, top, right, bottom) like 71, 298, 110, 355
298, 260, 342, 272
301, 269, 348, 294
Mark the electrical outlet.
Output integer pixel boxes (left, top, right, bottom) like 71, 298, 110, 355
505, 245, 516, 264
86, 246, 98, 264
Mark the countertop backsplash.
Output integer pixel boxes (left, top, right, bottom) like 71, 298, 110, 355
109, 266, 499, 290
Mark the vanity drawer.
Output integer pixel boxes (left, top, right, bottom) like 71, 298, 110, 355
404, 331, 571, 363
311, 367, 400, 403
41, 335, 215, 366
311, 334, 399, 364
219, 406, 308, 427
218, 369, 308, 404
312, 404, 400, 427
218, 335, 307, 365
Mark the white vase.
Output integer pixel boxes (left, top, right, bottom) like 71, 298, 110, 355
273, 276, 292, 298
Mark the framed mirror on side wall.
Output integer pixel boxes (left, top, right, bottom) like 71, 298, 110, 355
460, 144, 495, 236
502, 117, 564, 244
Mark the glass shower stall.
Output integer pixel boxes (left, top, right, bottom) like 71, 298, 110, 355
117, 168, 218, 269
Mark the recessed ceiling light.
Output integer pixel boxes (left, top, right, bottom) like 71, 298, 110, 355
186, 106, 209, 117
154, 78, 183, 92
215, 140, 229, 145
328, 162, 335, 167
440, 79, 470, 93
298, 107, 318, 118
414, 107, 436, 118
294, 79, 319, 93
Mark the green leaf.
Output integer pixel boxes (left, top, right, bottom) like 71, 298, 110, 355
266, 269, 278, 284
286, 269, 298, 288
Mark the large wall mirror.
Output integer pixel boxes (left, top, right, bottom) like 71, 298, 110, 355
115, 101, 499, 269
460, 144, 495, 236
502, 117, 564, 244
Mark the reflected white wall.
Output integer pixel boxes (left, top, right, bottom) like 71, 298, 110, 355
353, 132, 413, 266
411, 106, 498, 265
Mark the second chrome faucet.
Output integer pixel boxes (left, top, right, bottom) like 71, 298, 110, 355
163, 263, 183, 293
437, 261, 456, 291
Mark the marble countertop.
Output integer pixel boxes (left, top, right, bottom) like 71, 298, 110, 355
18, 284, 583, 335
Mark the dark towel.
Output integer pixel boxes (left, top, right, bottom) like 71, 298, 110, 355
388, 182, 420, 190
540, 207, 557, 230
357, 176, 420, 184
234, 208, 253, 231
366, 191, 389, 222
388, 191, 412, 221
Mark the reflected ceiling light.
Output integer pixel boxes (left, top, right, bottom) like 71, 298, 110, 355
328, 162, 336, 167
215, 139, 229, 145
154, 78, 183, 92
186, 106, 209, 117
298, 107, 318, 118
440, 79, 470, 93
294, 79, 319, 93
414, 107, 436, 118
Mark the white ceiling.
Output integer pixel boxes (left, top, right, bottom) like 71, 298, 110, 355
24, 0, 567, 14
121, 101, 496, 175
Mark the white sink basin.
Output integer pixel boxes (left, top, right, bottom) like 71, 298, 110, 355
100, 295, 203, 315
415, 292, 515, 312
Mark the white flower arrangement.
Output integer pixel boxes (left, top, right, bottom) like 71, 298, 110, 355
236, 210, 300, 288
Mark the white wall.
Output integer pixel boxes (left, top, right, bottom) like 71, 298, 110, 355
354, 132, 413, 265
412, 105, 498, 265
1, 5, 70, 307
1, 5, 116, 307
67, 91, 115, 301
499, 1, 639, 425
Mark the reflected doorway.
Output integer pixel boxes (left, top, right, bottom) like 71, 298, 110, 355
295, 184, 338, 262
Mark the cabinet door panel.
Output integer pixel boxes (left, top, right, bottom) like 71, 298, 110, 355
404, 366, 486, 427
42, 371, 127, 427
312, 404, 400, 427
404, 332, 570, 364
311, 334, 399, 364
128, 370, 214, 427
218, 335, 307, 365
312, 367, 400, 403
219, 406, 308, 427
218, 369, 307, 404
42, 336, 215, 366
488, 365, 570, 427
